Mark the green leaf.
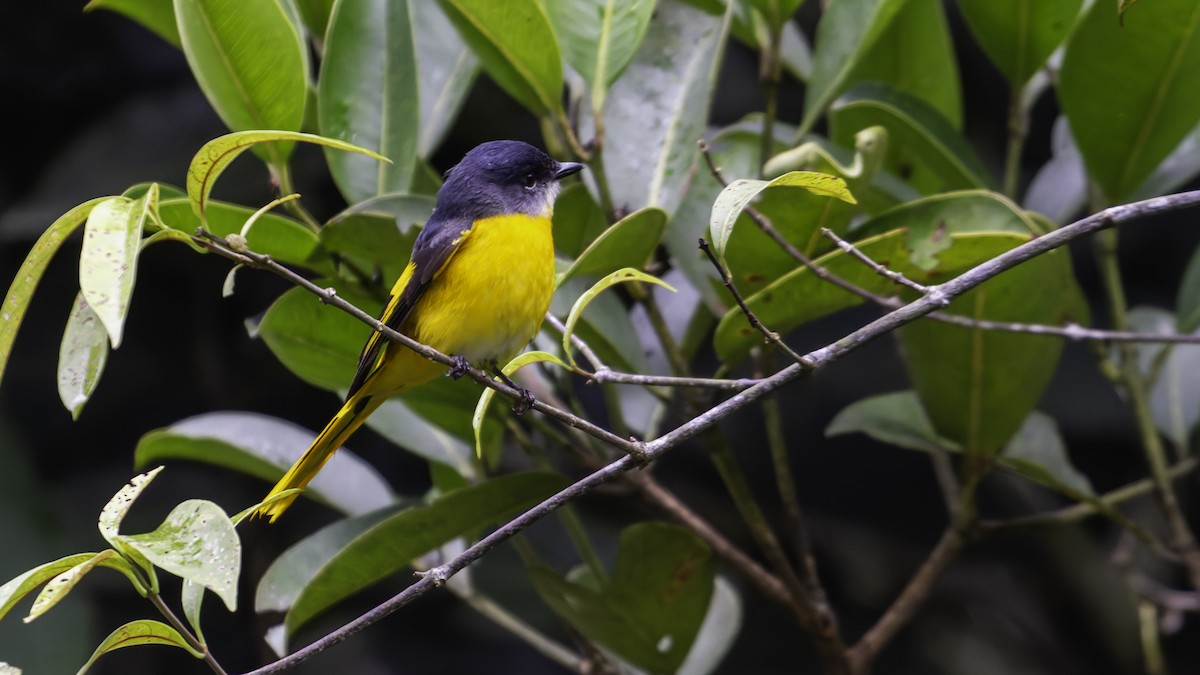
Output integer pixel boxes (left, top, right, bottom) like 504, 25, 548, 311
364, 397, 479, 481
530, 522, 715, 675
1130, 123, 1200, 201
1127, 307, 1200, 451
745, 0, 805, 32
1119, 0, 1143, 24
559, 207, 668, 284
562, 269, 676, 367
156, 198, 325, 271
545, 0, 656, 108
830, 83, 991, 194
185, 130, 387, 223
1179, 241, 1200, 333
118, 501, 240, 611
551, 184, 609, 259
708, 171, 856, 261
472, 351, 571, 459
294, 0, 335, 36
174, 0, 308, 165
678, 575, 742, 674
257, 285, 381, 391
800, 0, 906, 135
24, 551, 124, 623
0, 554, 99, 623
594, 0, 733, 217
550, 275, 651, 374
56, 293, 109, 420
319, 0, 419, 202
180, 581, 206, 646
956, 0, 1082, 85
257, 472, 569, 637
319, 193, 431, 278
85, 0, 182, 46
827, 391, 1094, 496
437, 0, 563, 116
413, 1, 479, 156
76, 620, 203, 674
134, 411, 394, 516
1059, 0, 1200, 201
98, 468, 164, 546
79, 194, 150, 348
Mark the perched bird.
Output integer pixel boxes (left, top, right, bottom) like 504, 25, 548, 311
257, 140, 583, 521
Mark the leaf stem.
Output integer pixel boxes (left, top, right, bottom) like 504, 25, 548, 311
147, 592, 228, 675
759, 23, 784, 177
271, 162, 320, 232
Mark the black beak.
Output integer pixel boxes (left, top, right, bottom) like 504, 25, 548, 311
554, 162, 584, 180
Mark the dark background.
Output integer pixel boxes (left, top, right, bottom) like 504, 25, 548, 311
1, 1, 1198, 674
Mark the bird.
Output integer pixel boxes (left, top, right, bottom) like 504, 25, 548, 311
257, 140, 583, 521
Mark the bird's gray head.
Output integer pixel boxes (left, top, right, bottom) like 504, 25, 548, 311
436, 140, 584, 220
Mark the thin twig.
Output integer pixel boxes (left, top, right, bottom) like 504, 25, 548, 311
821, 228, 930, 293
148, 593, 228, 675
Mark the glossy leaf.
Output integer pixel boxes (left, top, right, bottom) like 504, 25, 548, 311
85, 0, 181, 46
156, 198, 326, 271
800, 0, 906, 135
530, 522, 714, 674
1059, 0, 1200, 201
827, 391, 1094, 496
257, 286, 381, 391
1128, 308, 1200, 451
472, 351, 571, 458
185, 130, 387, 223
550, 275, 651, 374
134, 411, 394, 515
0, 554, 101, 623
545, 0, 656, 108
413, 0, 479, 156
364, 397, 479, 481
830, 83, 990, 194
559, 207, 668, 284
956, 0, 1082, 85
96, 468, 163, 581
593, 0, 733, 217
552, 184, 609, 259
174, 0, 308, 165
257, 472, 568, 637
319, 0, 419, 202
708, 171, 855, 260
24, 551, 123, 623
120, 500, 240, 611
57, 293, 109, 420
437, 0, 563, 116
294, 0, 335, 37
181, 581, 206, 646
79, 194, 149, 348
319, 193, 431, 278
562, 269, 676, 367
76, 620, 203, 674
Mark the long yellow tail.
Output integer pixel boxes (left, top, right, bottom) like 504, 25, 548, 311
256, 392, 385, 522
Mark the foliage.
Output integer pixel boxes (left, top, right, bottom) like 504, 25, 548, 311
3, 0, 1200, 673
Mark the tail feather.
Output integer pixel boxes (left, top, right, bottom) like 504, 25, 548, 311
256, 393, 383, 522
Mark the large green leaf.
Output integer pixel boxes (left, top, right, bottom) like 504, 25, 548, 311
412, 0, 479, 156
545, 0, 657, 108
593, 0, 733, 217
708, 171, 855, 261
551, 276, 649, 373
318, 192, 431, 279
437, 0, 563, 116
256, 472, 568, 637
530, 522, 714, 675
257, 286, 381, 392
85, 0, 182, 46
956, 0, 1083, 85
79, 194, 150, 348
156, 198, 327, 271
830, 83, 991, 194
559, 207, 668, 284
294, 0, 335, 36
174, 0, 308, 165
1059, 0, 1200, 201
134, 411, 394, 515
0, 554, 110, 623
77, 620, 203, 674
799, 0, 906, 135
57, 293, 109, 420
319, 0, 419, 202
551, 184, 610, 259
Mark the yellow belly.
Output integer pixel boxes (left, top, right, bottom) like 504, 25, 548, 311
408, 213, 556, 366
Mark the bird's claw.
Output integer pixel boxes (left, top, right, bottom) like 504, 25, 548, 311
512, 388, 535, 416
447, 355, 470, 380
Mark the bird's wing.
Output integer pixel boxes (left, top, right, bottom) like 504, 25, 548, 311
345, 215, 475, 398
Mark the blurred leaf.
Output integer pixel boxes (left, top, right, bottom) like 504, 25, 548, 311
745, 0, 804, 31
677, 576, 741, 675
552, 184, 609, 259
24, 551, 124, 623
1128, 307, 1200, 450
174, 0, 308, 165
1059, 0, 1200, 201
594, 0, 733, 217
0, 554, 101, 623
1130, 123, 1200, 201
560, 207, 668, 284
79, 194, 149, 348
562, 269, 675, 367
258, 472, 568, 637
708, 171, 855, 261
956, 0, 1082, 85
294, 0, 335, 37
134, 411, 394, 515
76, 620, 203, 674
157, 198, 327, 271
830, 83, 990, 194
713, 230, 1029, 363
1179, 242, 1200, 333
530, 522, 714, 674
827, 392, 1094, 496
185, 130, 387, 223
57, 293, 109, 420
120, 500, 240, 611
412, 1, 479, 156
1119, 0, 1143, 24
545, 0, 656, 108
0, 662, 18, 674
473, 351, 571, 459
85, 0, 181, 46
319, 0, 419, 203
437, 0, 563, 116
1024, 116, 1087, 224
365, 397, 479, 481
800, 0, 906, 135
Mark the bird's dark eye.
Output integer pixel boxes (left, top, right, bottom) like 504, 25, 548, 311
523, 173, 537, 189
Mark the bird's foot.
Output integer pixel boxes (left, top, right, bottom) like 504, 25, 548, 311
447, 354, 471, 380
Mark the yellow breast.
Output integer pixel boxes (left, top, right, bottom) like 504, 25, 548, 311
409, 213, 556, 366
